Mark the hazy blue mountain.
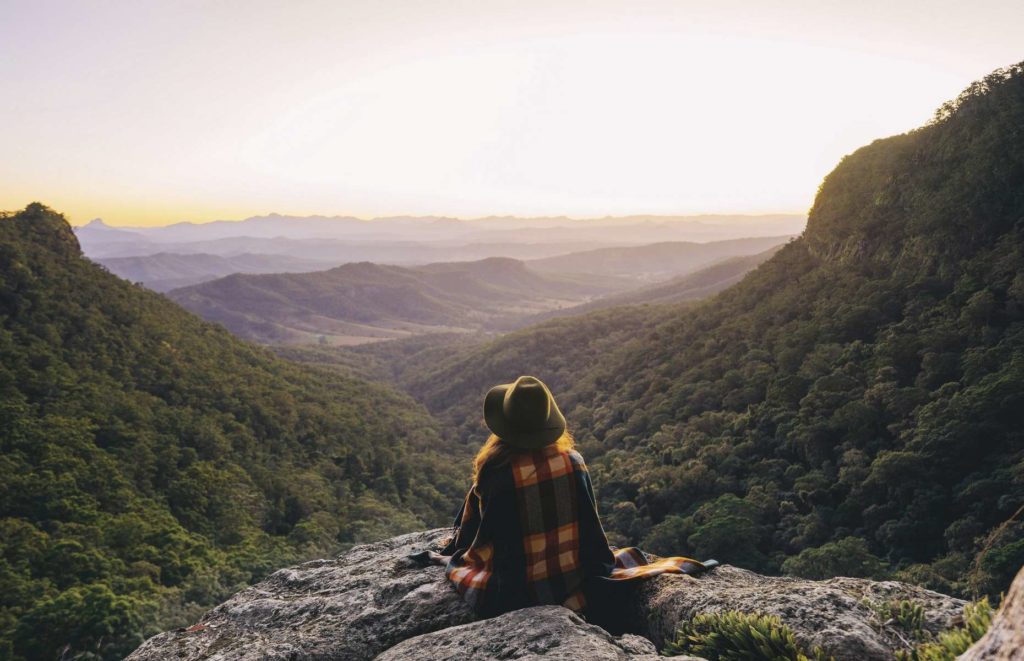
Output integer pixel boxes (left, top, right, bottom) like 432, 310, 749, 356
74, 214, 805, 265
79, 235, 621, 262
168, 257, 632, 344
96, 252, 338, 291
528, 235, 793, 280
76, 213, 805, 243
515, 244, 785, 326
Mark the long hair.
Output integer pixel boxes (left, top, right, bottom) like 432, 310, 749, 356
472, 431, 575, 484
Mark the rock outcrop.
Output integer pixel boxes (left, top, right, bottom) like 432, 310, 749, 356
127, 530, 471, 661
961, 565, 1024, 660
128, 528, 975, 660
377, 606, 684, 661
635, 565, 965, 657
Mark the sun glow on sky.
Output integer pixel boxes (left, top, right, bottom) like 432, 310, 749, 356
2, 0, 1022, 226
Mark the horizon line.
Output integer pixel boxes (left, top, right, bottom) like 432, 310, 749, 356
65, 209, 809, 229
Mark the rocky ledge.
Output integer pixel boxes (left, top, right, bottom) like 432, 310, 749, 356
127, 529, 1021, 660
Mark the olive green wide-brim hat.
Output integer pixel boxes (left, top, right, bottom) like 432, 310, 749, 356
484, 375, 566, 450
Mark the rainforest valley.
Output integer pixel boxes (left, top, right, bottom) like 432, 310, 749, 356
1, 63, 1023, 660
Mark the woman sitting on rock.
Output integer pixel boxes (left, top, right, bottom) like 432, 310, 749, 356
429, 375, 715, 624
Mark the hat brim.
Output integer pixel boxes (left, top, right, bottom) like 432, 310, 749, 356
484, 382, 566, 450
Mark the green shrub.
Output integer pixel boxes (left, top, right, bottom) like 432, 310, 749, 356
664, 610, 833, 660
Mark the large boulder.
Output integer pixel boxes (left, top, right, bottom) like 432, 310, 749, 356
128, 528, 973, 660
961, 565, 1024, 660
377, 606, 685, 661
636, 566, 965, 659
127, 529, 471, 661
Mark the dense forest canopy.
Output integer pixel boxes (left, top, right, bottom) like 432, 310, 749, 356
341, 62, 1024, 601
0, 204, 463, 659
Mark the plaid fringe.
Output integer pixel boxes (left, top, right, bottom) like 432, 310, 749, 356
608, 547, 706, 580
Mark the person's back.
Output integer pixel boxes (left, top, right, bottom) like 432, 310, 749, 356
434, 375, 715, 623
444, 439, 614, 615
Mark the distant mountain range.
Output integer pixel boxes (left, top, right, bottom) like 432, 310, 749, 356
528, 236, 791, 280
75, 214, 805, 264
76, 213, 805, 243
517, 244, 786, 326
163, 235, 792, 345
96, 252, 336, 291
92, 233, 792, 296
80, 233, 621, 263
167, 257, 633, 344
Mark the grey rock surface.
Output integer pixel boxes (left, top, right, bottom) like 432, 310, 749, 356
961, 565, 1024, 660
126, 529, 473, 661
128, 528, 976, 661
376, 605, 690, 660
637, 565, 966, 660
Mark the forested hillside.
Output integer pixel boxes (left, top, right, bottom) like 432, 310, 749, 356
356, 63, 1024, 600
0, 205, 463, 660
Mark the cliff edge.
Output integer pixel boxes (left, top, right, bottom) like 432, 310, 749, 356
124, 528, 1024, 660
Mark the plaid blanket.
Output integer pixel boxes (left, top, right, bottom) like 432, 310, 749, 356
442, 444, 708, 616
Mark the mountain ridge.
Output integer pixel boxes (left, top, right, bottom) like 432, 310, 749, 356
95, 251, 337, 291
528, 235, 792, 280
166, 256, 634, 344
514, 245, 786, 326
73, 213, 804, 264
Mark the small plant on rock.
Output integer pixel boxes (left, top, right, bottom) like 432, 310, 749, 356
663, 610, 834, 660
864, 599, 927, 638
894, 599, 993, 661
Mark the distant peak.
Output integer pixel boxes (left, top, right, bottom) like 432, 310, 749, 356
83, 218, 108, 228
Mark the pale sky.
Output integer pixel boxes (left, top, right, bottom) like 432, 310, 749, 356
1, 0, 1022, 226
